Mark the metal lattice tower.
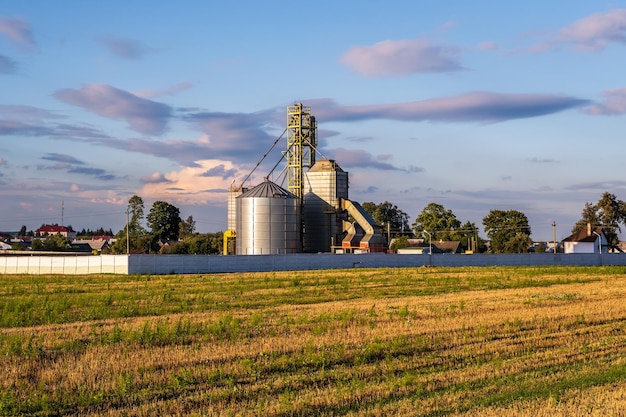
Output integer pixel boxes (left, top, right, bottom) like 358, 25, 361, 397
286, 103, 317, 199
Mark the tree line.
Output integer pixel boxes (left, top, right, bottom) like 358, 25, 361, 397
362, 191, 626, 253
11, 191, 626, 255
109, 195, 223, 255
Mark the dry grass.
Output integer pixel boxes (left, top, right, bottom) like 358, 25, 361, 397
1, 266, 626, 416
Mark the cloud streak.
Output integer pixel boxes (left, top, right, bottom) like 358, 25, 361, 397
39, 153, 116, 181
133, 82, 193, 99
0, 55, 17, 74
309, 93, 589, 124
54, 84, 172, 135
328, 148, 423, 173
41, 153, 85, 165
2, 90, 593, 173
341, 38, 464, 77
99, 36, 152, 60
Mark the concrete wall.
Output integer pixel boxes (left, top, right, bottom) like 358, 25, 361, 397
128, 252, 626, 275
1, 252, 626, 275
0, 255, 128, 274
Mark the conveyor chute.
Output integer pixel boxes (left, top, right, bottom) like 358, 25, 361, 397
340, 199, 386, 252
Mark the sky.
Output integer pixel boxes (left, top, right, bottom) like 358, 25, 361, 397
1, 1, 626, 241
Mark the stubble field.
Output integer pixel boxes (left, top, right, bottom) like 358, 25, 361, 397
1, 266, 626, 416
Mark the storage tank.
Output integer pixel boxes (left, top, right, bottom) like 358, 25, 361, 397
236, 179, 301, 255
227, 187, 245, 231
303, 159, 349, 252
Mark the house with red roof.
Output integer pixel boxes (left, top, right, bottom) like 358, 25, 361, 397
35, 225, 77, 240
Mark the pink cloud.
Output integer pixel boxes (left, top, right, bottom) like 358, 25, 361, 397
0, 17, 37, 50
54, 84, 172, 135
99, 36, 152, 60
476, 41, 498, 51
133, 82, 193, 99
584, 87, 626, 115
558, 9, 626, 51
309, 92, 589, 124
340, 38, 464, 77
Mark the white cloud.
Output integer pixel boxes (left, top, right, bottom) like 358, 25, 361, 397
141, 172, 171, 184
340, 38, 464, 77
138, 160, 243, 205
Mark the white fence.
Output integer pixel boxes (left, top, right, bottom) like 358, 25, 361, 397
1, 253, 626, 275
0, 255, 128, 274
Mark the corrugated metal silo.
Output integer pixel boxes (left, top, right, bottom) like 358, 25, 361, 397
227, 188, 245, 231
236, 180, 301, 255
303, 159, 349, 252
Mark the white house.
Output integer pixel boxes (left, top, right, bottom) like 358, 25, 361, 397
562, 224, 606, 254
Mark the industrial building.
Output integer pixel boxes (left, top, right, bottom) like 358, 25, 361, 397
225, 104, 385, 255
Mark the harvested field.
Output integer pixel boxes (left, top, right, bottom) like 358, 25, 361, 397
1, 266, 626, 416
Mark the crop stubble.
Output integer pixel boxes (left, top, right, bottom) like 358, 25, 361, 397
1, 266, 626, 416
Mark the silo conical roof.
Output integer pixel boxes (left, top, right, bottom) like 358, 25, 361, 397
238, 179, 297, 199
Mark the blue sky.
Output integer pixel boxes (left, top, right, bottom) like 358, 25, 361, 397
1, 1, 626, 241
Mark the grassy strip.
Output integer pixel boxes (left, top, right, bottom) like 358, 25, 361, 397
0, 266, 610, 327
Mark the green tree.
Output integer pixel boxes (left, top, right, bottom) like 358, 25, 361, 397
482, 209, 531, 253
179, 215, 196, 240
111, 195, 149, 254
413, 203, 461, 241
147, 201, 181, 241
459, 221, 483, 252
31, 234, 70, 251
128, 195, 147, 236
534, 242, 546, 253
18, 225, 26, 236
361, 201, 411, 236
572, 192, 626, 250
390, 235, 409, 251
571, 202, 599, 234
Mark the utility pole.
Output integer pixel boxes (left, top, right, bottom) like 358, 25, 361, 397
126, 207, 130, 255
61, 200, 64, 226
552, 221, 557, 254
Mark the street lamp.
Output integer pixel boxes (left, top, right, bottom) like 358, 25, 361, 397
422, 230, 432, 266
421, 230, 432, 253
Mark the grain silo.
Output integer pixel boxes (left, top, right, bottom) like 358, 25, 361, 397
303, 159, 348, 253
235, 179, 301, 255
225, 104, 386, 255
